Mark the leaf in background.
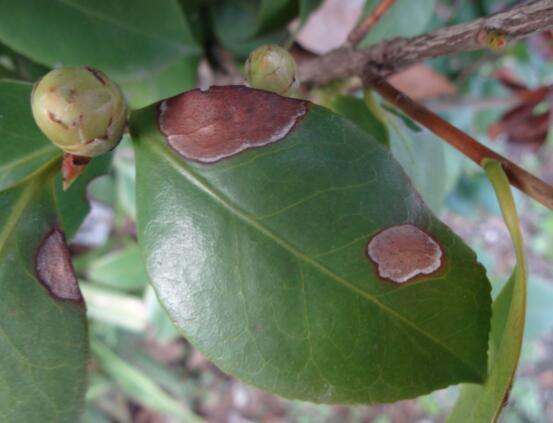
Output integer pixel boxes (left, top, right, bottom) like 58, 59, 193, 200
0, 164, 89, 422
131, 86, 491, 403
87, 244, 149, 292
144, 286, 181, 342
359, 0, 436, 48
119, 57, 199, 109
55, 153, 113, 240
81, 283, 147, 332
0, 0, 200, 108
385, 110, 450, 214
448, 159, 527, 423
92, 341, 203, 423
113, 140, 138, 221
210, 0, 297, 57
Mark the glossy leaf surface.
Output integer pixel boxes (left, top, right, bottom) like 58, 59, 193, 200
448, 160, 527, 423
0, 0, 200, 107
0, 167, 89, 422
131, 87, 491, 403
0, 80, 112, 421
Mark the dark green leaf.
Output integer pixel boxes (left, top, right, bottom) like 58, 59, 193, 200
0, 80, 58, 190
327, 95, 388, 146
0, 0, 200, 108
448, 159, 527, 423
0, 166, 89, 422
131, 87, 491, 403
0, 79, 117, 421
210, 0, 297, 56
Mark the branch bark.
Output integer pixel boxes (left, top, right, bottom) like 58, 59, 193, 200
299, 0, 553, 87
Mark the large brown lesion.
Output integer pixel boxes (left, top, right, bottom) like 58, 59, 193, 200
158, 85, 308, 163
35, 228, 83, 302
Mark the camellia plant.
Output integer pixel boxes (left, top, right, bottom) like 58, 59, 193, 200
1, 0, 553, 422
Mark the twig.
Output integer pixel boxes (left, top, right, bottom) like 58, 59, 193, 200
347, 0, 396, 46
299, 0, 553, 87
363, 73, 553, 211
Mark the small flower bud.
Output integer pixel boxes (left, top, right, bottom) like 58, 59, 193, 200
245, 45, 297, 95
31, 66, 127, 157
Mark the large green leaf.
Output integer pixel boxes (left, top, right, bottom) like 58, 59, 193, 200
0, 0, 200, 107
448, 159, 527, 423
0, 79, 116, 421
359, 0, 436, 48
131, 86, 491, 403
0, 164, 89, 422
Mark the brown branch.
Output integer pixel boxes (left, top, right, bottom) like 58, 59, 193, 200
347, 0, 396, 46
363, 73, 553, 211
299, 0, 553, 87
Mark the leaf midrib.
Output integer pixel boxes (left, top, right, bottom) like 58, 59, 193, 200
148, 140, 483, 379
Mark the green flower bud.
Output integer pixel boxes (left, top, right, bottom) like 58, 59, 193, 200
31, 66, 127, 157
245, 44, 297, 95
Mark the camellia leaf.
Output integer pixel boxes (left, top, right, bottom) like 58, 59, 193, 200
0, 80, 58, 190
0, 79, 114, 421
131, 85, 491, 403
210, 0, 298, 56
0, 0, 200, 108
327, 95, 389, 146
448, 159, 527, 423
359, 0, 436, 48
0, 162, 89, 422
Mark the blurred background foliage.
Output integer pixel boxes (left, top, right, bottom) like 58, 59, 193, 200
2, 0, 553, 421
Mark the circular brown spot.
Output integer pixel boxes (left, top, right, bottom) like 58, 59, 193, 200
367, 224, 443, 284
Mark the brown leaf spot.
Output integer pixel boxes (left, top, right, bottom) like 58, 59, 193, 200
367, 224, 443, 284
158, 85, 307, 163
36, 229, 82, 302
